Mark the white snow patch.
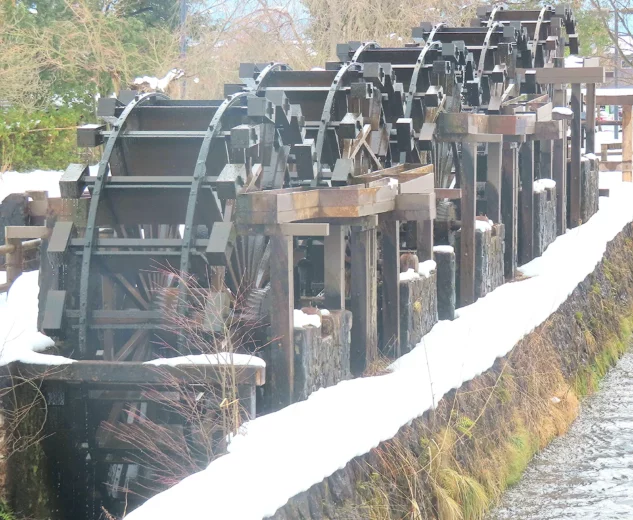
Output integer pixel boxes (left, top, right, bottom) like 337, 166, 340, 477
320, 309, 331, 316
533, 179, 556, 193
387, 178, 399, 190
125, 175, 633, 520
418, 260, 437, 278
433, 245, 454, 254
0, 272, 72, 366
399, 268, 419, 281
0, 170, 62, 202
144, 353, 265, 368
553, 107, 573, 117
294, 309, 321, 328
584, 153, 598, 161
475, 219, 493, 232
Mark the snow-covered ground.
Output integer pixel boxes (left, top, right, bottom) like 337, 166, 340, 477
2, 138, 631, 520
125, 180, 633, 516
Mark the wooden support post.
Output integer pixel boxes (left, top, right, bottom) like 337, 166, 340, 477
323, 225, 345, 310
268, 234, 294, 410
416, 219, 434, 261
623, 105, 633, 182
459, 141, 476, 307
586, 83, 596, 155
570, 83, 582, 226
518, 142, 534, 264
553, 86, 567, 235
486, 142, 502, 224
5, 238, 23, 285
350, 225, 377, 375
380, 218, 400, 357
502, 142, 518, 279
540, 140, 553, 180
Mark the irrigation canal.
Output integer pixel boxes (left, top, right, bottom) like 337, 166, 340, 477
489, 349, 633, 519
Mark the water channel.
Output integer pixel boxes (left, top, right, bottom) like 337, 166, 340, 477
489, 350, 633, 519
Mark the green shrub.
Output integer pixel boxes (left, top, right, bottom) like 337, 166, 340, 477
0, 105, 88, 171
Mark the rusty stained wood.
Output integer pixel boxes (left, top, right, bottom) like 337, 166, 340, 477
323, 225, 346, 310
350, 225, 377, 375
379, 218, 400, 357
570, 83, 582, 226
623, 105, 633, 182
268, 234, 294, 409
486, 142, 503, 224
502, 142, 519, 279
459, 141, 476, 308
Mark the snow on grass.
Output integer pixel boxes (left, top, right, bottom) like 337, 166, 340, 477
0, 271, 73, 366
0, 170, 63, 202
145, 353, 265, 368
125, 173, 633, 520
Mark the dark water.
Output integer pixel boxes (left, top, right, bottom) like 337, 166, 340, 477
489, 350, 633, 520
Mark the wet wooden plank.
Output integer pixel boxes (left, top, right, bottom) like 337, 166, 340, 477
518, 141, 534, 264
502, 142, 518, 279
570, 83, 582, 226
486, 142, 502, 223
585, 83, 596, 155
459, 141, 476, 307
268, 234, 294, 409
379, 218, 400, 356
324, 225, 346, 310
553, 86, 567, 236
350, 226, 377, 375
623, 105, 633, 183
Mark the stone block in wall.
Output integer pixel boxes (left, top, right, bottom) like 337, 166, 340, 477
399, 268, 438, 354
259, 309, 352, 409
434, 245, 456, 321
455, 222, 505, 302
533, 180, 557, 257
581, 154, 600, 223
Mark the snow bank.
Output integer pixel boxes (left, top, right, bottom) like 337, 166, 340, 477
533, 179, 556, 193
0, 170, 63, 202
126, 177, 633, 520
0, 272, 72, 366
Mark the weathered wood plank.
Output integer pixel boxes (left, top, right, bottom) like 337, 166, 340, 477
623, 105, 633, 183
380, 218, 400, 357
502, 142, 518, 279
518, 142, 534, 264
570, 83, 582, 226
350, 226, 377, 375
459, 141, 476, 307
586, 83, 596, 154
553, 86, 567, 235
323, 225, 346, 310
486, 142, 502, 223
268, 234, 294, 409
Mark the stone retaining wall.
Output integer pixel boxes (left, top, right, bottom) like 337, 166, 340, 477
399, 272, 438, 354
270, 223, 633, 520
